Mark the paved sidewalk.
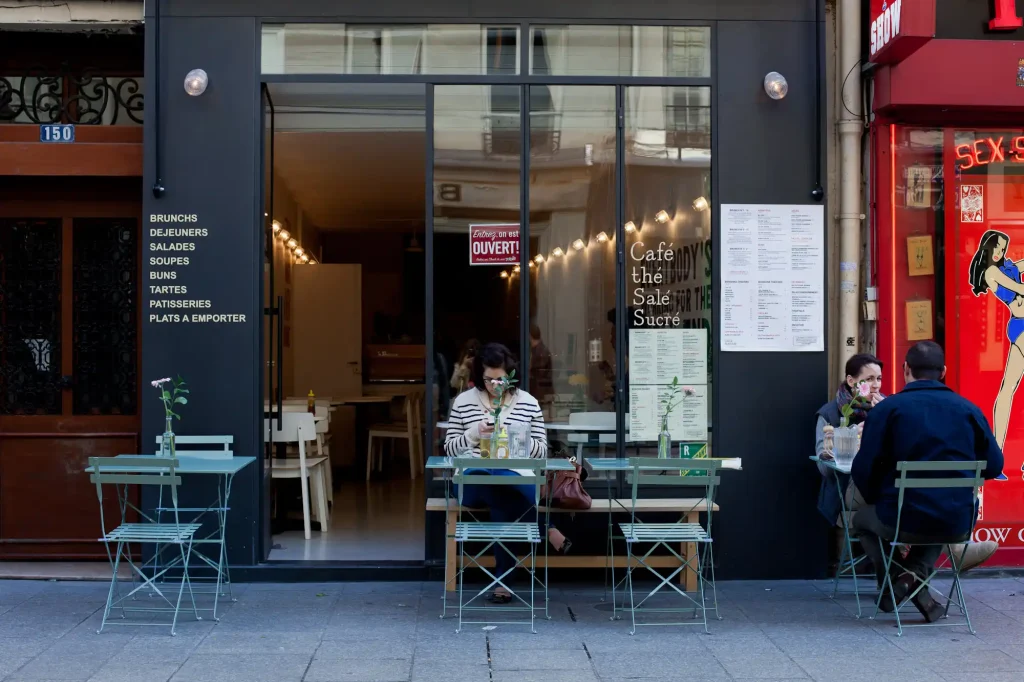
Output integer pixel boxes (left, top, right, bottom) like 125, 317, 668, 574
2, 576, 1024, 681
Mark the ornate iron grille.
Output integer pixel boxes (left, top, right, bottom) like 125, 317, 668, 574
72, 219, 138, 416
0, 219, 63, 415
0, 68, 143, 125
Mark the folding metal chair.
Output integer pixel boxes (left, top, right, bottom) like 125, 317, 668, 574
90, 456, 202, 636
871, 459, 986, 637
811, 456, 868, 617
618, 457, 720, 634
451, 457, 548, 633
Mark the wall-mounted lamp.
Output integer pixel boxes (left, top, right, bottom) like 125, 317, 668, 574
300, 254, 310, 263
534, 254, 545, 264
572, 238, 585, 251
278, 230, 291, 242
184, 69, 209, 96
763, 71, 788, 100
500, 271, 509, 279
286, 238, 298, 250
513, 264, 521, 273
294, 247, 305, 257
596, 231, 609, 243
272, 220, 282, 233
552, 247, 565, 258
624, 221, 637, 234
655, 210, 670, 224
692, 196, 709, 212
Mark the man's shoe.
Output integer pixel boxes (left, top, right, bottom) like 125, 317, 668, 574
948, 541, 997, 573
876, 585, 895, 613
911, 586, 945, 623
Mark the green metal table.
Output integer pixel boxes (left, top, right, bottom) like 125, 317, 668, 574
85, 454, 256, 620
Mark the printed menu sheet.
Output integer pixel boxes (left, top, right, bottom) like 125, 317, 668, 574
627, 328, 708, 442
629, 385, 708, 443
628, 329, 707, 386
720, 204, 825, 352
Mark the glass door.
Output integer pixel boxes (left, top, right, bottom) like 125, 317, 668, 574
260, 84, 278, 560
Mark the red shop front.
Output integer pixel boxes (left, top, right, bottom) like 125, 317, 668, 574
872, 0, 1024, 564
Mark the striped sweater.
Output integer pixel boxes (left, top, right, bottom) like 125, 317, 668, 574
444, 388, 548, 475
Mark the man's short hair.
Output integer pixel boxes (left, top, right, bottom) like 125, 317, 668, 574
905, 341, 944, 381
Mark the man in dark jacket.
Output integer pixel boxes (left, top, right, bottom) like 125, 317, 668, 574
851, 341, 1004, 621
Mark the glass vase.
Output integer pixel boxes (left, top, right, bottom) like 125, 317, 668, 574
657, 428, 672, 459
160, 415, 176, 458
833, 425, 859, 469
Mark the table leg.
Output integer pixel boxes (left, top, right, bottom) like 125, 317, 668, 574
445, 508, 458, 593
684, 511, 698, 593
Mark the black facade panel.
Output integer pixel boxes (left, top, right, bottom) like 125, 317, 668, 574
143, 16, 262, 566
153, 0, 814, 22
714, 20, 829, 580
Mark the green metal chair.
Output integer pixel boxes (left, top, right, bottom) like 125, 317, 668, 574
810, 455, 868, 617
871, 460, 986, 637
451, 457, 548, 633
90, 456, 202, 636
617, 457, 721, 634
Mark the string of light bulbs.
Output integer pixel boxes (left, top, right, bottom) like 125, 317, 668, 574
270, 218, 317, 264
500, 196, 709, 280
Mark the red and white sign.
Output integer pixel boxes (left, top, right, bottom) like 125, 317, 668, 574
868, 0, 935, 64
469, 224, 519, 266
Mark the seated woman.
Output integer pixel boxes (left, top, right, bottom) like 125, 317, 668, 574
443, 342, 570, 603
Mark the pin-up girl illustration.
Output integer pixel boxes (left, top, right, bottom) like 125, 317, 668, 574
969, 230, 1024, 477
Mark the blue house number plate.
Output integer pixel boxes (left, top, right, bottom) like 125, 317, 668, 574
39, 124, 75, 143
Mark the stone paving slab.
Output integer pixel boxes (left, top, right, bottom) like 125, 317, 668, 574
1, 576, 1024, 681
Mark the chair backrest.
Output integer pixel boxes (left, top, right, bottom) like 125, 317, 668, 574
264, 412, 317, 445
567, 411, 616, 446
90, 457, 184, 531
626, 457, 721, 529
154, 435, 233, 459
451, 457, 547, 506
892, 460, 986, 535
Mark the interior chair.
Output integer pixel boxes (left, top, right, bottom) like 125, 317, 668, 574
265, 412, 330, 540
366, 392, 423, 480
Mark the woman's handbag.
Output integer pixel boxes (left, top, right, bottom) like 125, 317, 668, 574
542, 457, 592, 510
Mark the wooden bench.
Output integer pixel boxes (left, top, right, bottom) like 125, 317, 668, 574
426, 497, 718, 592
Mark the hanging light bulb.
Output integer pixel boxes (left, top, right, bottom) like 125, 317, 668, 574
655, 210, 670, 224
552, 247, 565, 258
624, 221, 637, 234
279, 230, 290, 242
596, 231, 609, 243
692, 196, 710, 212
572, 239, 586, 251
534, 254, 545, 264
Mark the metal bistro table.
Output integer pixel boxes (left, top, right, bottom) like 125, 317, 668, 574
85, 454, 256, 621
809, 455, 865, 617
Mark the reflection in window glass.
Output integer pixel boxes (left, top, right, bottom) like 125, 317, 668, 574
624, 86, 712, 456
529, 86, 617, 477
262, 24, 519, 75
530, 26, 710, 78
432, 86, 522, 441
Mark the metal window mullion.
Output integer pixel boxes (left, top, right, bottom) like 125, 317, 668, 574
424, 82, 437, 546
615, 84, 626, 497
520, 84, 530, 389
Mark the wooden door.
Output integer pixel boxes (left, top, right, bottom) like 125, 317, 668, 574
0, 180, 141, 558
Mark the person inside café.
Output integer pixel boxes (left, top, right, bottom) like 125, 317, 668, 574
443, 342, 571, 603
851, 341, 1004, 621
529, 324, 554, 414
450, 338, 480, 395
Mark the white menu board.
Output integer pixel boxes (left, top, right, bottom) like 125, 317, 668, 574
629, 385, 708, 443
628, 329, 707, 386
720, 204, 825, 352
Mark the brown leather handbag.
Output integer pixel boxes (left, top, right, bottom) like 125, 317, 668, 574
542, 457, 592, 510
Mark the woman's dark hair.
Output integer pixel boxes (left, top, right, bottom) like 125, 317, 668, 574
472, 343, 519, 393
969, 230, 1010, 295
842, 353, 883, 391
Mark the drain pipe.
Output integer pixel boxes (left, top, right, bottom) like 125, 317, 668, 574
837, 0, 863, 380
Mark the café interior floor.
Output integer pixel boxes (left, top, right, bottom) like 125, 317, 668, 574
268, 476, 426, 562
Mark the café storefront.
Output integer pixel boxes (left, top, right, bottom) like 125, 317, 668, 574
139, 0, 828, 580
870, 0, 1024, 565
